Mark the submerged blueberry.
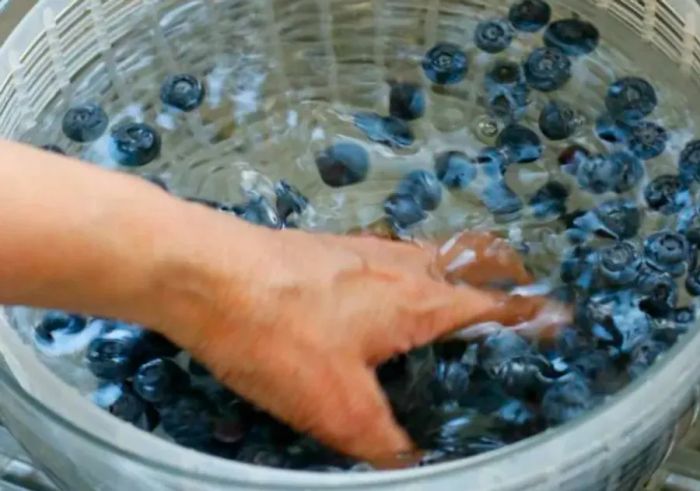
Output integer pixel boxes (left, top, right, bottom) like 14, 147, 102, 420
541, 374, 593, 425
596, 241, 641, 286
628, 340, 667, 379
605, 78, 658, 123
496, 124, 543, 163
433, 360, 472, 405
104, 384, 159, 431
479, 331, 531, 372
539, 100, 579, 141
35, 311, 87, 345
560, 245, 595, 284
486, 84, 530, 123
231, 196, 281, 229
389, 82, 426, 121
62, 103, 108, 143
275, 180, 308, 221
592, 199, 641, 240
422, 43, 469, 85
523, 47, 572, 92
581, 290, 652, 353
636, 266, 679, 317
160, 392, 215, 449
679, 140, 700, 183
595, 114, 629, 144
529, 181, 568, 218
627, 121, 668, 160
645, 175, 684, 215
86, 326, 147, 381
544, 19, 600, 56
160, 74, 205, 112
134, 358, 190, 405
673, 307, 695, 326
509, 0, 551, 32
481, 181, 523, 220
434, 151, 477, 190
384, 194, 426, 228
474, 19, 514, 54
575, 154, 621, 194
109, 122, 161, 167
41, 144, 66, 155
477, 146, 510, 178
486, 60, 525, 88
315, 142, 369, 187
354, 112, 414, 148
644, 231, 689, 277
558, 144, 591, 170
396, 170, 443, 211
610, 151, 644, 193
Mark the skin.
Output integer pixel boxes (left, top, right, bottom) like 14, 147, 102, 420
0, 140, 568, 466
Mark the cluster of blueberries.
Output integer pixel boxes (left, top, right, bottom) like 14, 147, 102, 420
32, 0, 700, 471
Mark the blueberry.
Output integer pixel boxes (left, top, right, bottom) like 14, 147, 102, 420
560, 245, 595, 284
508, 0, 551, 32
558, 144, 591, 170
492, 355, 555, 399
595, 114, 629, 144
104, 383, 159, 431
529, 181, 568, 218
523, 47, 572, 92
494, 400, 537, 431
686, 269, 700, 296
610, 151, 644, 193
160, 74, 205, 112
434, 151, 477, 189
474, 19, 514, 54
486, 60, 525, 88
384, 194, 426, 228
544, 19, 600, 56
592, 199, 641, 240
541, 374, 593, 425
679, 140, 700, 183
389, 82, 426, 121
134, 358, 190, 405
575, 154, 621, 194
538, 101, 579, 141
160, 392, 215, 449
486, 84, 530, 123
496, 124, 543, 163
35, 311, 87, 345
477, 146, 510, 177
230, 196, 282, 229
627, 121, 668, 160
678, 205, 700, 245
62, 103, 108, 143
109, 122, 161, 167
636, 266, 678, 317
85, 326, 148, 381
354, 112, 414, 148
642, 176, 679, 216
315, 142, 369, 187
481, 181, 523, 221
432, 360, 471, 405
41, 144, 66, 155
627, 339, 667, 379
479, 331, 531, 373
422, 43, 469, 85
644, 231, 689, 277
605, 78, 658, 123
274, 181, 308, 221
396, 170, 443, 211
582, 291, 652, 354
596, 241, 641, 286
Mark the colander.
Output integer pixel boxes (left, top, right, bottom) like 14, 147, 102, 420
0, 0, 700, 490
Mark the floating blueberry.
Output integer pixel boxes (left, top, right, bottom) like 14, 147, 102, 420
481, 181, 523, 221
315, 142, 369, 188
354, 112, 414, 148
679, 140, 700, 183
104, 383, 159, 431
610, 151, 644, 193
496, 124, 543, 163
396, 170, 443, 211
627, 121, 668, 160
596, 241, 641, 286
160, 392, 215, 449
41, 144, 66, 155
645, 175, 684, 215
544, 19, 600, 56
134, 358, 190, 405
595, 114, 629, 144
529, 181, 568, 218
274, 181, 308, 221
389, 82, 426, 121
477, 147, 510, 178
539, 101, 579, 141
644, 231, 689, 277
605, 78, 658, 123
686, 269, 700, 296
541, 374, 593, 425
474, 19, 514, 54
109, 122, 161, 167
508, 0, 551, 32
62, 103, 109, 143
422, 43, 469, 85
592, 199, 641, 240
575, 154, 621, 194
34, 311, 87, 345
160, 74, 205, 112
434, 151, 477, 190
636, 266, 679, 318
384, 194, 427, 229
558, 144, 591, 171
523, 47, 572, 92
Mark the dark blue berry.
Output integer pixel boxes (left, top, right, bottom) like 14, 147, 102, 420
560, 246, 595, 284
541, 374, 593, 425
102, 383, 159, 431
434, 151, 477, 190
644, 231, 689, 277
496, 124, 543, 163
389, 82, 426, 121
575, 154, 621, 194
41, 144, 66, 155
109, 122, 161, 167
396, 170, 443, 211
479, 331, 531, 373
85, 326, 148, 381
523, 47, 572, 92
160, 392, 215, 449
645, 175, 684, 215
486, 84, 530, 123
62, 103, 108, 142
35, 311, 87, 345
610, 151, 644, 193
538, 100, 579, 141
134, 358, 190, 405
486, 60, 525, 88
422, 43, 469, 85
627, 121, 668, 160
595, 114, 629, 144
474, 19, 514, 54
494, 399, 537, 431
558, 144, 591, 170
384, 194, 426, 228
274, 181, 308, 221
477, 147, 510, 178
315, 142, 369, 187
596, 241, 641, 286
529, 181, 568, 218
605, 78, 658, 123
354, 112, 414, 148
592, 199, 641, 240
544, 19, 600, 56
230, 196, 282, 229
508, 0, 551, 32
481, 181, 523, 221
432, 360, 471, 405
636, 266, 678, 318
160, 74, 205, 112
679, 140, 700, 183
686, 269, 700, 296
